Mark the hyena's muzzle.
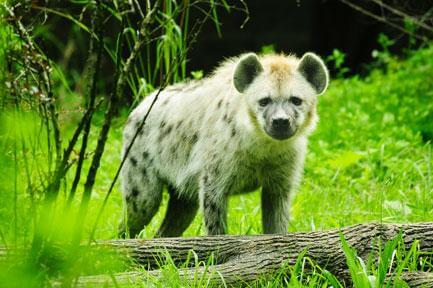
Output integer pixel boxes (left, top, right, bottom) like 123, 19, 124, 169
263, 101, 297, 140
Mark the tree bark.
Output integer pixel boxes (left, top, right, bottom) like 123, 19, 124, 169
73, 222, 433, 287
400, 272, 433, 287
63, 271, 433, 287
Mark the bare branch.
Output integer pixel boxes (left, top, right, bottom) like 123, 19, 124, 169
67, 1, 105, 207
338, 0, 428, 42
370, 0, 433, 34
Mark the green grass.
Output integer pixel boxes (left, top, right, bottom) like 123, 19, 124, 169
1, 37, 433, 286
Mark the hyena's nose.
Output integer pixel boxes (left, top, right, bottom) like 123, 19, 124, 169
272, 118, 289, 131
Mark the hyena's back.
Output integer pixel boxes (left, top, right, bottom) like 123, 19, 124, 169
123, 78, 231, 187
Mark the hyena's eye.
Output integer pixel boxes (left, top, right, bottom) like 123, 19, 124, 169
258, 97, 271, 107
290, 96, 303, 106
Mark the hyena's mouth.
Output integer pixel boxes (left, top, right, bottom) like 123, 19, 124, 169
265, 126, 297, 141
264, 117, 297, 140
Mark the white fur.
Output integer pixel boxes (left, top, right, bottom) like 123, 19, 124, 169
120, 52, 328, 236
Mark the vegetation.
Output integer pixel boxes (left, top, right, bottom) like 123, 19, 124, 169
0, 1, 432, 287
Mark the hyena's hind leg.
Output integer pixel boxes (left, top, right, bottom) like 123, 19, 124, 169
156, 185, 199, 237
119, 158, 163, 238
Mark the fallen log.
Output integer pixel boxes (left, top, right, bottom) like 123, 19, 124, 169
73, 222, 433, 286
65, 271, 433, 287
400, 272, 433, 287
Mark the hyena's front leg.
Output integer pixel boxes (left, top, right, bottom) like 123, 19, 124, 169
261, 151, 304, 234
261, 168, 300, 234
200, 173, 228, 235
261, 187, 291, 234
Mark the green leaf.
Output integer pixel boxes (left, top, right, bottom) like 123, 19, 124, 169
328, 151, 363, 169
191, 70, 204, 80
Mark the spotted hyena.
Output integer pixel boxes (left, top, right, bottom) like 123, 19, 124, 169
119, 52, 329, 237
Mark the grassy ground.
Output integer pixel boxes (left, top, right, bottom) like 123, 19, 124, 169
1, 44, 433, 286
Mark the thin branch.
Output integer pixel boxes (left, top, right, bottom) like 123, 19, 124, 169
73, 0, 163, 245
67, 2, 104, 208
338, 0, 427, 42
370, 0, 433, 34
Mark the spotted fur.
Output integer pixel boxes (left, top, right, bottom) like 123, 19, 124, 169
119, 52, 329, 237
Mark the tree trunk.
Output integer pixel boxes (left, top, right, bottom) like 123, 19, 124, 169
73, 222, 433, 287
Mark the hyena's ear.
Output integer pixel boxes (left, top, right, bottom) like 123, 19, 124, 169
298, 52, 329, 95
233, 53, 264, 93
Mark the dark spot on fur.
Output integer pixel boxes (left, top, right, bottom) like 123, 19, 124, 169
191, 133, 198, 144
217, 100, 223, 108
130, 157, 138, 166
223, 113, 233, 124
170, 146, 176, 155
143, 151, 149, 159
166, 125, 173, 134
181, 133, 187, 142
203, 175, 209, 184
131, 188, 140, 197
142, 168, 147, 177
209, 202, 218, 213
132, 201, 138, 212
159, 125, 173, 142
160, 121, 166, 129
162, 99, 169, 106
231, 127, 236, 137
176, 120, 183, 129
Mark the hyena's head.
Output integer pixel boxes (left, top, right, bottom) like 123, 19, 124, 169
233, 52, 329, 141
